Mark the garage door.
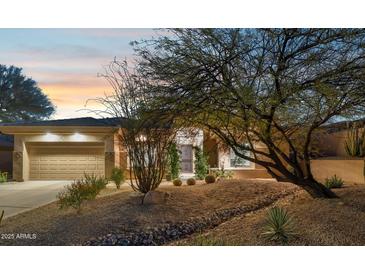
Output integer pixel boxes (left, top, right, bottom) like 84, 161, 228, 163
29, 146, 105, 180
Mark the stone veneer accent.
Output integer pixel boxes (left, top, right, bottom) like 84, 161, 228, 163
12, 151, 23, 182
105, 151, 116, 178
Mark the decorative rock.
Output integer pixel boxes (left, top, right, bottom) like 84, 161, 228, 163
143, 191, 170, 205
85, 189, 296, 246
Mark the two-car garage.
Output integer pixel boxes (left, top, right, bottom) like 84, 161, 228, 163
0, 117, 122, 182
28, 143, 105, 180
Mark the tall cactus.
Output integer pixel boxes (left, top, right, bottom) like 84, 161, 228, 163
344, 125, 365, 157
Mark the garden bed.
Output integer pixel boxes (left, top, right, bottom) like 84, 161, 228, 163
0, 179, 296, 245
174, 183, 365, 245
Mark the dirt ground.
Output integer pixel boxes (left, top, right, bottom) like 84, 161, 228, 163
0, 179, 296, 246
176, 183, 365, 246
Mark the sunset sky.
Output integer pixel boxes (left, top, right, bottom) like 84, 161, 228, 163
0, 29, 158, 119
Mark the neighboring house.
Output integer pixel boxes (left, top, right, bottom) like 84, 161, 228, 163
0, 117, 269, 182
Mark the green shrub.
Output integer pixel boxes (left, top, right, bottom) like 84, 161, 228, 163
57, 180, 95, 213
57, 174, 107, 213
194, 147, 209, 180
111, 167, 125, 189
212, 167, 233, 180
205, 174, 216, 184
186, 178, 196, 186
0, 210, 4, 226
262, 207, 296, 244
84, 173, 108, 193
324, 174, 344, 189
173, 178, 182, 186
168, 143, 181, 180
0, 171, 8, 183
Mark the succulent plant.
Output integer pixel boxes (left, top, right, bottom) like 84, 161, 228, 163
324, 174, 344, 189
262, 207, 297, 244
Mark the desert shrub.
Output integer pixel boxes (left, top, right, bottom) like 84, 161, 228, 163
324, 174, 344, 189
111, 167, 125, 189
0, 210, 4, 226
57, 174, 107, 213
173, 178, 182, 186
194, 147, 209, 179
83, 173, 108, 193
205, 174, 216, 184
0, 171, 8, 183
262, 207, 296, 244
212, 167, 233, 180
167, 142, 181, 180
57, 180, 96, 213
186, 178, 196, 185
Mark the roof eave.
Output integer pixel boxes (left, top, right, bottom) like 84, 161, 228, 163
0, 125, 118, 134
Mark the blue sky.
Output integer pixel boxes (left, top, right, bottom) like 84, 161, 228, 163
0, 29, 157, 119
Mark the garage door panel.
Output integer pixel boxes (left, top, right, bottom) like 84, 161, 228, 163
87, 164, 96, 170
39, 165, 50, 171
30, 163, 39, 170
29, 146, 105, 180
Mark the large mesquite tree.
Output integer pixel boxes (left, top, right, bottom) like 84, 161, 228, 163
0, 65, 55, 122
133, 29, 365, 198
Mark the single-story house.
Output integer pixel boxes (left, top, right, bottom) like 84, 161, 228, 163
0, 117, 271, 182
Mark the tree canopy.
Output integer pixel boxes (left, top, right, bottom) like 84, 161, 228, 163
133, 28, 365, 198
0, 65, 55, 122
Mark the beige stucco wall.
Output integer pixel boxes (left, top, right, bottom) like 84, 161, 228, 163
12, 132, 118, 181
229, 169, 273, 179
316, 130, 349, 157
310, 129, 365, 184
311, 157, 364, 184
203, 132, 273, 179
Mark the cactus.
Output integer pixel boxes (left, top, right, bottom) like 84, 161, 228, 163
0, 210, 4, 225
344, 125, 365, 157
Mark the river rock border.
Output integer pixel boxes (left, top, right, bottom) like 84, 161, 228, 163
85, 189, 296, 246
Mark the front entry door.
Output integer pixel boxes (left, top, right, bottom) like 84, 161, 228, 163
180, 145, 193, 173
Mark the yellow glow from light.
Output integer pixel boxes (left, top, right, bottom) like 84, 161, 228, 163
43, 133, 59, 142
71, 133, 86, 142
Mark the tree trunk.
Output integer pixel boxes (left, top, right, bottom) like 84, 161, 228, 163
265, 165, 338, 198
298, 178, 338, 198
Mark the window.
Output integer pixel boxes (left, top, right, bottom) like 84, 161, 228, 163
230, 147, 251, 168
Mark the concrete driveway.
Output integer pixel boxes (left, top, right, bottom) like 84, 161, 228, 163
0, 181, 71, 218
